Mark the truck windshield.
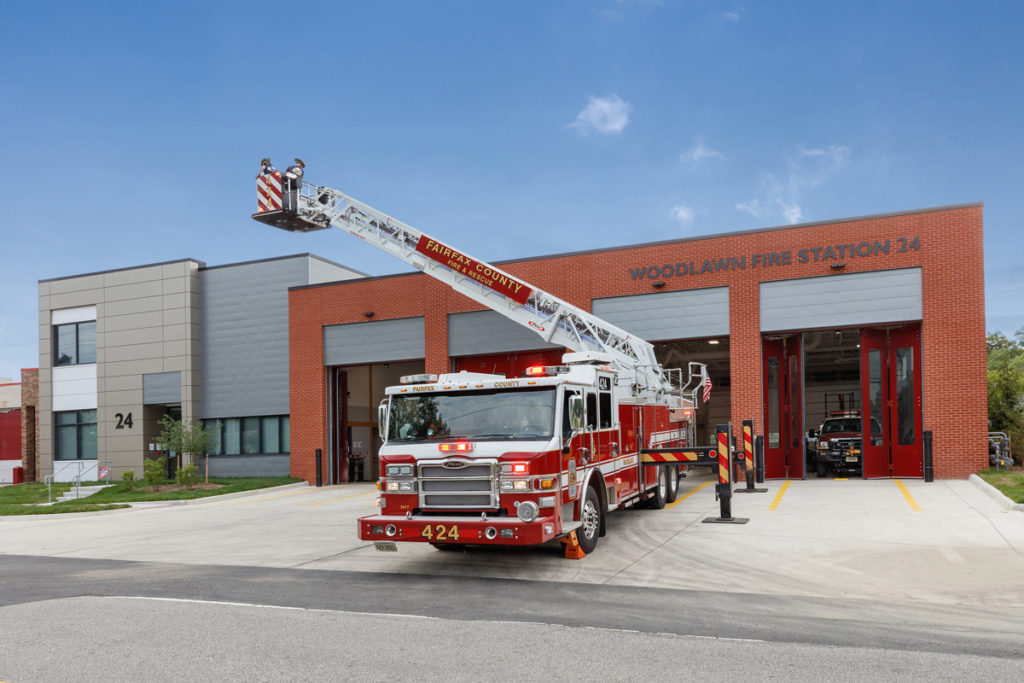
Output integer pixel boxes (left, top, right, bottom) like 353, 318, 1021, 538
387, 387, 556, 442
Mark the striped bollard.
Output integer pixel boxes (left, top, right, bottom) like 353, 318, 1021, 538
704, 424, 748, 524
736, 419, 767, 493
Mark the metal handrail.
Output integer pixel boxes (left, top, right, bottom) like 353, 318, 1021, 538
71, 474, 81, 500
44, 474, 53, 504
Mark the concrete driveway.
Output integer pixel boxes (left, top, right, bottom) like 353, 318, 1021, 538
2, 473, 1021, 612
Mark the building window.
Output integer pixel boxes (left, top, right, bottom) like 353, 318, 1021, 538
203, 416, 290, 455
54, 321, 96, 366
54, 409, 97, 460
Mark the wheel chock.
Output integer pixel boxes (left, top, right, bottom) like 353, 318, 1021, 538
559, 530, 586, 560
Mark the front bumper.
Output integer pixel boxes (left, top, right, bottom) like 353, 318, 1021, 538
358, 513, 560, 546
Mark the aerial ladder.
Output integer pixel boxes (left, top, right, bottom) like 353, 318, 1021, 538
252, 175, 705, 409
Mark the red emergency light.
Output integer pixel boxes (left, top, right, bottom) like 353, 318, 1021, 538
438, 442, 472, 453
523, 365, 568, 377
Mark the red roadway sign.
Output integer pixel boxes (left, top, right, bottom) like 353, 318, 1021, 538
415, 235, 533, 305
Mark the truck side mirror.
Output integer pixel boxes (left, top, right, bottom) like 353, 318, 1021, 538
807, 429, 816, 438
377, 401, 389, 442
569, 395, 584, 431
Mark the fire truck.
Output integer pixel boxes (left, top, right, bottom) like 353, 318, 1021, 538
253, 170, 710, 556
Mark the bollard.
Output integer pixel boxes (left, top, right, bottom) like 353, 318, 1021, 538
736, 419, 768, 493
704, 424, 749, 524
315, 448, 323, 487
755, 435, 765, 483
923, 431, 933, 482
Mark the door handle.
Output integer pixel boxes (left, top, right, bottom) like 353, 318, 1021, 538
579, 447, 590, 462
610, 441, 619, 456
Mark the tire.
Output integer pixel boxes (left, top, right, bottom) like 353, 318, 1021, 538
665, 466, 680, 504
816, 460, 827, 478
577, 486, 602, 554
648, 467, 668, 510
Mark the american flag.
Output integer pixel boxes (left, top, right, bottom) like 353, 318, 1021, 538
701, 366, 712, 403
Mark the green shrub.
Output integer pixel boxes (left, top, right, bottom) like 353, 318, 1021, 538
175, 463, 199, 488
121, 469, 136, 491
143, 457, 167, 488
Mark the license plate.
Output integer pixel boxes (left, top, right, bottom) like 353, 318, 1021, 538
374, 541, 398, 552
845, 456, 859, 463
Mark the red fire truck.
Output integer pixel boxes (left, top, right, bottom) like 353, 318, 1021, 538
253, 171, 709, 556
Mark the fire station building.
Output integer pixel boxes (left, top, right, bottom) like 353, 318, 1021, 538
288, 202, 986, 484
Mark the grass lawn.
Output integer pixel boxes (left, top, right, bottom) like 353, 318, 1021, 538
0, 476, 303, 515
977, 468, 1024, 503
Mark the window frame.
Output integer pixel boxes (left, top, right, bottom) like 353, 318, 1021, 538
202, 416, 291, 455
53, 409, 98, 461
53, 320, 97, 367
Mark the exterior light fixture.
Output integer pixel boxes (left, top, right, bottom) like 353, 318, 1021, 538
363, 311, 375, 317
652, 281, 666, 288
830, 263, 846, 270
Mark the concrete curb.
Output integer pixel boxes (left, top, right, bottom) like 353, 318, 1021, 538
182, 481, 310, 505
968, 474, 1024, 512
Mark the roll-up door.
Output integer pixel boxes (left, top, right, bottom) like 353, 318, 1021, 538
143, 372, 181, 405
324, 317, 425, 366
448, 310, 560, 356
591, 287, 729, 341
760, 268, 921, 332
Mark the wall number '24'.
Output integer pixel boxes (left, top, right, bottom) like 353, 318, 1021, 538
115, 412, 134, 429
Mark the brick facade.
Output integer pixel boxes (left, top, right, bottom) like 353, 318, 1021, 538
21, 368, 39, 481
289, 204, 986, 482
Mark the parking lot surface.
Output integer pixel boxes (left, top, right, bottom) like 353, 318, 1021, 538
1, 473, 1022, 612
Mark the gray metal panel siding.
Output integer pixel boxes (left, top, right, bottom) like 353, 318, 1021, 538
143, 372, 180, 405
760, 268, 922, 332
324, 318, 425, 366
448, 311, 561, 356
591, 287, 730, 341
200, 257, 311, 418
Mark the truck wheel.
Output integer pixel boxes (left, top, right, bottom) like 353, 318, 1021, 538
648, 467, 668, 510
816, 461, 827, 478
665, 467, 680, 504
577, 486, 602, 554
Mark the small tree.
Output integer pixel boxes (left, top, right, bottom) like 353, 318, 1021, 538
157, 415, 219, 482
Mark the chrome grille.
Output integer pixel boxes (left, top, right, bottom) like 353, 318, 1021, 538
419, 459, 497, 509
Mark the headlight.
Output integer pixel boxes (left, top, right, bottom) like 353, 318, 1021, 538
500, 479, 530, 492
517, 501, 539, 522
386, 464, 414, 477
386, 480, 416, 492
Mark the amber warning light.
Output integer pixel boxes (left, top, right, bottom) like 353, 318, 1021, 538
438, 442, 473, 453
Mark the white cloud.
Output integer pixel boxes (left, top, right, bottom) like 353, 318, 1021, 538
669, 205, 696, 228
569, 95, 632, 135
722, 10, 741, 22
736, 144, 851, 225
680, 140, 724, 164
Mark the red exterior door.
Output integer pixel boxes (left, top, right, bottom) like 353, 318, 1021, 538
763, 335, 803, 478
859, 325, 923, 478
785, 336, 804, 479
762, 338, 786, 478
860, 328, 890, 478
888, 326, 923, 477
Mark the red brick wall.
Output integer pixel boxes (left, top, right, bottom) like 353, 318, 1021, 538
289, 204, 986, 481
20, 369, 39, 481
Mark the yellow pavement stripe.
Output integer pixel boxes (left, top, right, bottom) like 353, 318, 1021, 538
666, 480, 711, 509
894, 479, 922, 511
768, 480, 791, 510
834, 478, 849, 481
295, 491, 376, 507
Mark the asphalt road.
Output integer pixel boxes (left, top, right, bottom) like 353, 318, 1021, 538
2, 473, 1023, 680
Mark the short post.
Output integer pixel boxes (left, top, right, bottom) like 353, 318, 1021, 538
315, 448, 323, 487
755, 435, 765, 483
736, 419, 767, 493
704, 423, 748, 524
922, 430, 933, 482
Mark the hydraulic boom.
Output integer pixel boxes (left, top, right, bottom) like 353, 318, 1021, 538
253, 179, 703, 407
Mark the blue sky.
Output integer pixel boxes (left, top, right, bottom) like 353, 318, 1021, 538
1, 0, 1021, 380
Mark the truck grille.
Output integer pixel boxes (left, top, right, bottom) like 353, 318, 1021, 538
418, 459, 497, 509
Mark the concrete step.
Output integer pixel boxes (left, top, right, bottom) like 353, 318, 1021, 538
56, 484, 114, 503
